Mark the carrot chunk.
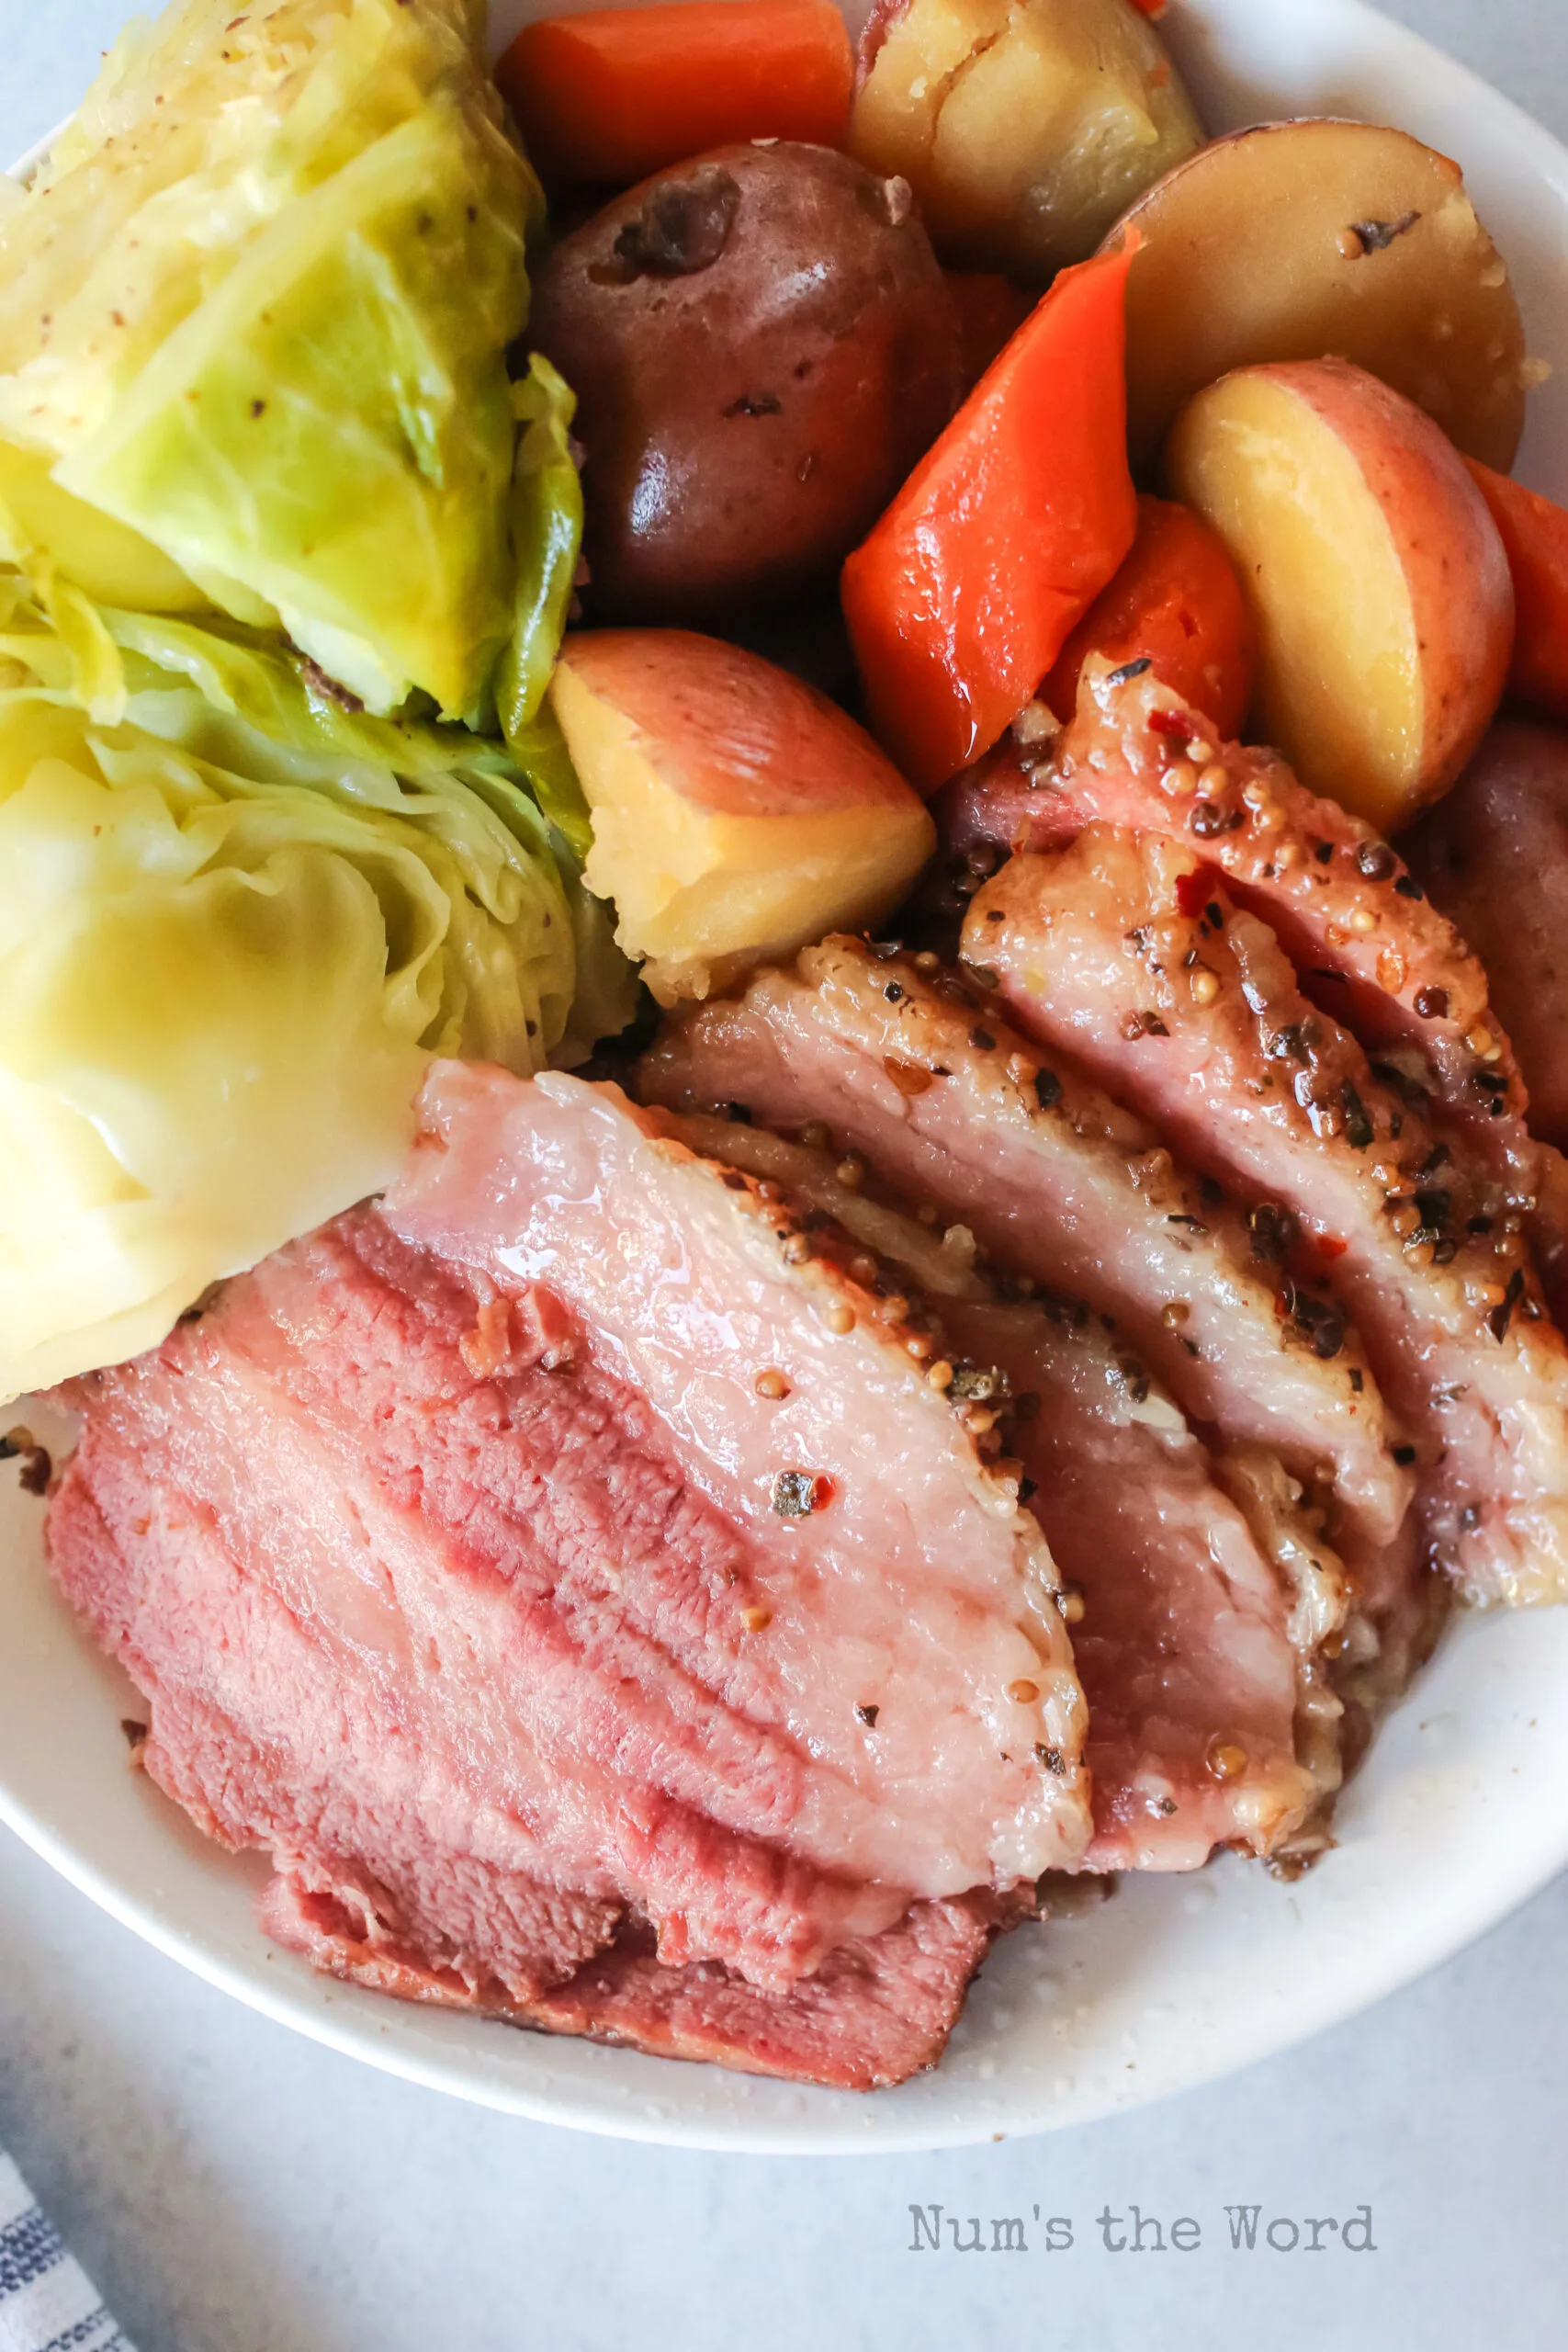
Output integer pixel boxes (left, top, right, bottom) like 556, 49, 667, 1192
1042, 492, 1256, 738
1466, 458, 1568, 722
496, 0, 853, 186
840, 241, 1139, 791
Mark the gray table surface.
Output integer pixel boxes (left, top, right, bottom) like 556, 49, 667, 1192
5, 5, 1568, 2348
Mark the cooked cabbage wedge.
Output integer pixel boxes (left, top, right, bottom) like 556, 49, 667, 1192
0, 0, 540, 719
0, 579, 634, 1402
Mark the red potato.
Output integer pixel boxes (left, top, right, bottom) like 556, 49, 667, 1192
1040, 492, 1254, 736
547, 629, 936, 1002
529, 144, 962, 625
1402, 718, 1568, 1149
1115, 120, 1529, 472
1166, 358, 1514, 831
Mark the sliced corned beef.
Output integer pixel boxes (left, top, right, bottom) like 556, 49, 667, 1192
639, 1107, 1338, 1871
640, 938, 1406, 1550
47, 1064, 1090, 2085
261, 1875, 1022, 2093
969, 830, 1568, 1607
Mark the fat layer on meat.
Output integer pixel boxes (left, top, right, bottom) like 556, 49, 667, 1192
942, 658, 1538, 1190
50, 1063, 1089, 2041
968, 829, 1568, 1607
644, 1099, 1344, 1872
643, 939, 1407, 1549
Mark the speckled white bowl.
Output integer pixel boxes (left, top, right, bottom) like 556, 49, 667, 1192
6, 0, 1568, 2152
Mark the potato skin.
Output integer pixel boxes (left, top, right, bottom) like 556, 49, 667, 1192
548, 628, 936, 1002
1116, 119, 1528, 471
852, 0, 1202, 280
529, 143, 962, 624
1403, 720, 1568, 1148
1167, 359, 1514, 831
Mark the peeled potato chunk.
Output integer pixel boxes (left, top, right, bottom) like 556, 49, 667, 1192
548, 630, 936, 1003
851, 0, 1201, 279
1166, 359, 1514, 831
1117, 120, 1529, 469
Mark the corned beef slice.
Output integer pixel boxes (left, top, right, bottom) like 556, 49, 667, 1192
48, 1065, 1090, 2086
950, 1295, 1333, 1868
968, 831, 1568, 1607
381, 1069, 1088, 1893
261, 1875, 1021, 2092
641, 940, 1406, 1548
941, 659, 1568, 1317
944, 657, 1538, 1185
637, 1104, 1337, 1871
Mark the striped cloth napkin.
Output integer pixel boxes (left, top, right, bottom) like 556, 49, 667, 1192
0, 2154, 132, 2352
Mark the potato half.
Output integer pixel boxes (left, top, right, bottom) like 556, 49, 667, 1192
1167, 359, 1514, 831
851, 0, 1202, 280
548, 630, 936, 1004
1116, 119, 1529, 470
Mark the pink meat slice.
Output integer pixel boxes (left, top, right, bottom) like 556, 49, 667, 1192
945, 1295, 1331, 1870
641, 939, 1406, 1548
940, 658, 1539, 1196
968, 829, 1568, 1607
385, 1066, 1088, 1897
639, 1107, 1337, 1871
51, 1070, 1091, 2015
262, 1876, 1018, 2093
59, 1411, 626, 1997
52, 1222, 882, 1997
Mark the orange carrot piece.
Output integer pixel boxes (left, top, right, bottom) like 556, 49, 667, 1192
1466, 458, 1568, 722
496, 0, 853, 186
840, 241, 1140, 792
943, 272, 1035, 396
1042, 492, 1256, 738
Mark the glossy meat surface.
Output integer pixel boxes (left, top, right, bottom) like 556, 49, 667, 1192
971, 831, 1568, 1606
643, 939, 1405, 1545
938, 660, 1540, 1196
640, 1089, 1341, 1871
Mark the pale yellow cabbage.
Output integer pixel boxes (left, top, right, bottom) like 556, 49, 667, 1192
0, 582, 632, 1402
0, 0, 539, 718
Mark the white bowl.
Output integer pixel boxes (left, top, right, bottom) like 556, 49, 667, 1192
6, 0, 1568, 2154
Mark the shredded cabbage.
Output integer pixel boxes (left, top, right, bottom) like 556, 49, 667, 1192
0, 0, 542, 719
0, 581, 635, 1401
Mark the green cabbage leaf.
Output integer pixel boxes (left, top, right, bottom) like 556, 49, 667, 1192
0, 0, 542, 720
498, 355, 585, 744
0, 580, 635, 1402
